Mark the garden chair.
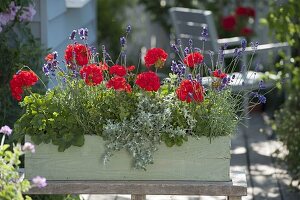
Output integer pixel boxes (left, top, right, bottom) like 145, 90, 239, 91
169, 7, 290, 85
169, 7, 290, 123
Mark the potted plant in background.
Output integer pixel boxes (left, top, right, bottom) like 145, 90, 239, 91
12, 26, 266, 181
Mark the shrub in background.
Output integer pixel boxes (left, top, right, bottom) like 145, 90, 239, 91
265, 0, 300, 187
0, 0, 47, 128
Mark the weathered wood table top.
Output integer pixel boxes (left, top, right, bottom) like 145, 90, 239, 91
26, 169, 247, 200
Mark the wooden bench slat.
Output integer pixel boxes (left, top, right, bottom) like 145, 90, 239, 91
25, 170, 247, 197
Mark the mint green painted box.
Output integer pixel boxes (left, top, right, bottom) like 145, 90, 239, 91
25, 135, 231, 181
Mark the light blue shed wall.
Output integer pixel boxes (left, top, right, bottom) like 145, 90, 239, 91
30, 0, 97, 61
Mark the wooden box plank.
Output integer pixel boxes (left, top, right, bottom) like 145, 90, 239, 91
25, 135, 231, 181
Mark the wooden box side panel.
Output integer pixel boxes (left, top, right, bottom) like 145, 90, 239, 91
25, 135, 231, 181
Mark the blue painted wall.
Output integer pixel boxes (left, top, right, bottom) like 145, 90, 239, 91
30, 0, 97, 61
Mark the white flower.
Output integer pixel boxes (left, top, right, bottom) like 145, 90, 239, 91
22, 142, 35, 153
32, 176, 47, 188
0, 125, 12, 136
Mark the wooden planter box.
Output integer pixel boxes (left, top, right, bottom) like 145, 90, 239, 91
25, 135, 231, 181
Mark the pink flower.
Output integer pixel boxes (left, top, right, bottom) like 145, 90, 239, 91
0, 125, 12, 136
22, 142, 35, 153
32, 176, 47, 188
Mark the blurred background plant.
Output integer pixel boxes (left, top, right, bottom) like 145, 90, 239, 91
97, 0, 134, 59
0, 0, 48, 131
263, 0, 300, 188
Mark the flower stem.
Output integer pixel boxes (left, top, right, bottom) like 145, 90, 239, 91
1, 135, 5, 147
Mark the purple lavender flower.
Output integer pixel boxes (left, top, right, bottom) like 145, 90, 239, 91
187, 74, 192, 80
241, 39, 247, 50
120, 36, 126, 47
42, 64, 50, 76
171, 60, 185, 76
222, 77, 228, 85
184, 47, 189, 55
84, 28, 88, 37
78, 28, 88, 40
22, 142, 35, 153
196, 74, 202, 84
188, 38, 193, 47
201, 26, 208, 40
0, 125, 12, 136
251, 92, 266, 104
259, 80, 266, 89
176, 39, 181, 46
32, 176, 47, 188
69, 30, 77, 40
53, 51, 58, 59
126, 25, 131, 33
171, 44, 179, 53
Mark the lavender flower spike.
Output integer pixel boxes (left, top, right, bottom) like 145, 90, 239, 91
32, 176, 47, 188
120, 36, 126, 47
126, 25, 131, 33
201, 26, 208, 40
69, 30, 77, 40
241, 39, 247, 50
22, 142, 35, 153
0, 125, 12, 136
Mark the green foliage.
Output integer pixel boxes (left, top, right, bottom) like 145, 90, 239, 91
266, 0, 300, 186
0, 142, 31, 200
274, 93, 300, 185
0, 2, 48, 128
266, 0, 300, 48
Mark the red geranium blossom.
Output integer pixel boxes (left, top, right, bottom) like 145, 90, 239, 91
221, 15, 236, 31
236, 6, 255, 18
240, 27, 253, 36
44, 53, 54, 62
99, 62, 108, 71
144, 48, 168, 68
10, 70, 38, 101
135, 71, 160, 92
183, 52, 204, 68
127, 65, 135, 72
109, 65, 127, 77
65, 43, 91, 66
79, 64, 103, 86
106, 76, 132, 93
213, 69, 227, 79
176, 79, 204, 103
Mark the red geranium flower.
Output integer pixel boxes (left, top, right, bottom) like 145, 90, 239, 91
135, 71, 160, 92
184, 52, 204, 68
65, 43, 91, 66
99, 62, 108, 71
176, 79, 204, 103
236, 6, 255, 17
213, 69, 227, 79
106, 76, 132, 93
221, 15, 236, 31
144, 48, 168, 68
109, 65, 127, 77
10, 70, 38, 101
79, 64, 103, 86
240, 27, 253, 36
44, 53, 54, 62
127, 65, 135, 72
247, 7, 256, 18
